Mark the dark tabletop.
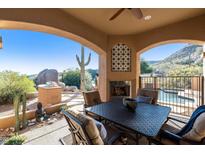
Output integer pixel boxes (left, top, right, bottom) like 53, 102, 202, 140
85, 102, 171, 137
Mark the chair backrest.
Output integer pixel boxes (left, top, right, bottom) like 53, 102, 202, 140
62, 110, 104, 145
83, 91, 102, 107
177, 105, 205, 137
62, 110, 91, 145
137, 88, 158, 104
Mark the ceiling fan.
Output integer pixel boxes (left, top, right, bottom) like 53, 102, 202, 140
109, 8, 144, 21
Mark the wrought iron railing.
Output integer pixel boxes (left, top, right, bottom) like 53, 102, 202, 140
139, 76, 204, 116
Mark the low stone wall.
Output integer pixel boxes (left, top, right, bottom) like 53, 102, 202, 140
0, 103, 65, 129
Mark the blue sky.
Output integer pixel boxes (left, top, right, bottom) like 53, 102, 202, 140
0, 30, 99, 75
141, 43, 188, 61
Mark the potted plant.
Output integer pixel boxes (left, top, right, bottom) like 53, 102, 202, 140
4, 134, 26, 145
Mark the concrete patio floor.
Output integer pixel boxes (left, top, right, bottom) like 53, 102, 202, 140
23, 118, 69, 145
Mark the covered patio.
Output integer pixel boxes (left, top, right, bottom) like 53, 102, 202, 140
0, 8, 205, 145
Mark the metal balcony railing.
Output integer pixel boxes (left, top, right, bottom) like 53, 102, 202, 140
139, 76, 204, 116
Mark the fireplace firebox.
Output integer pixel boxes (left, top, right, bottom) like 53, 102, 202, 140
110, 81, 131, 102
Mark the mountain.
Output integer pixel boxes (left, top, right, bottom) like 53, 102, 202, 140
146, 60, 161, 65
151, 45, 203, 74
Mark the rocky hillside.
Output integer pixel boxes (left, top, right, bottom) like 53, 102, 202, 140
147, 60, 160, 65
151, 45, 203, 74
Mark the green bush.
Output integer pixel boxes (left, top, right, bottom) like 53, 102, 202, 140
168, 65, 202, 76
140, 59, 153, 74
0, 71, 36, 104
62, 69, 93, 91
4, 134, 26, 145
87, 69, 98, 80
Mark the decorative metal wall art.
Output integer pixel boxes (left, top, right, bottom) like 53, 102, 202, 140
111, 43, 131, 72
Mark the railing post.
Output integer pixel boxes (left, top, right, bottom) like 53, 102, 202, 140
139, 76, 141, 89
154, 77, 157, 90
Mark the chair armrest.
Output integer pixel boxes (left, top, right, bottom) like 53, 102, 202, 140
161, 130, 201, 145
167, 117, 187, 124
161, 130, 182, 142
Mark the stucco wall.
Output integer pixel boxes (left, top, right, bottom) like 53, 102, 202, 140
106, 36, 137, 99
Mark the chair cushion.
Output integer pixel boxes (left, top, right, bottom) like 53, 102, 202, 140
95, 120, 107, 141
83, 91, 101, 107
161, 123, 181, 134
183, 112, 205, 142
135, 95, 153, 104
67, 110, 104, 145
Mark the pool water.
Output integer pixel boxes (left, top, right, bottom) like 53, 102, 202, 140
158, 90, 195, 104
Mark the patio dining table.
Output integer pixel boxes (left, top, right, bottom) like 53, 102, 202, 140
85, 102, 171, 138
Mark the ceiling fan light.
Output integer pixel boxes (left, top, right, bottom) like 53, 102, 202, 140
144, 15, 152, 21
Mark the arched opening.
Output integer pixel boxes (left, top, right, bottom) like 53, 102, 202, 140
0, 20, 107, 101
0, 29, 102, 118
137, 40, 205, 117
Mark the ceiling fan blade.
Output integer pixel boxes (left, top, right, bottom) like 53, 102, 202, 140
109, 8, 125, 21
130, 8, 143, 19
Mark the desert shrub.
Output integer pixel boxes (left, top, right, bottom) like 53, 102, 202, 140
4, 134, 26, 145
0, 71, 36, 104
168, 65, 202, 76
62, 69, 93, 91
87, 69, 98, 80
141, 59, 153, 74
157, 66, 203, 89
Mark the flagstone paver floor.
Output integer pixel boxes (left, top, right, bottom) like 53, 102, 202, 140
23, 118, 69, 145
21, 92, 84, 145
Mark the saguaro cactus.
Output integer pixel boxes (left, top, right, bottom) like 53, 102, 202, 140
21, 93, 27, 129
76, 45, 91, 91
13, 95, 20, 132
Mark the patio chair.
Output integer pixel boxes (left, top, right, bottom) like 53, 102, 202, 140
136, 88, 158, 105
82, 90, 102, 108
152, 105, 205, 145
62, 110, 137, 145
83, 90, 103, 120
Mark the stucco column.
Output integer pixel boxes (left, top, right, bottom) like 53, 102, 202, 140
203, 45, 205, 76
136, 52, 140, 93
105, 40, 137, 100
203, 45, 205, 105
99, 53, 107, 101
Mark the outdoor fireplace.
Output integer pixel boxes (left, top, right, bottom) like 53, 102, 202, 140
110, 81, 131, 102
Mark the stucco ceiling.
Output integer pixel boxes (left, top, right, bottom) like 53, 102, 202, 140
62, 8, 205, 35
